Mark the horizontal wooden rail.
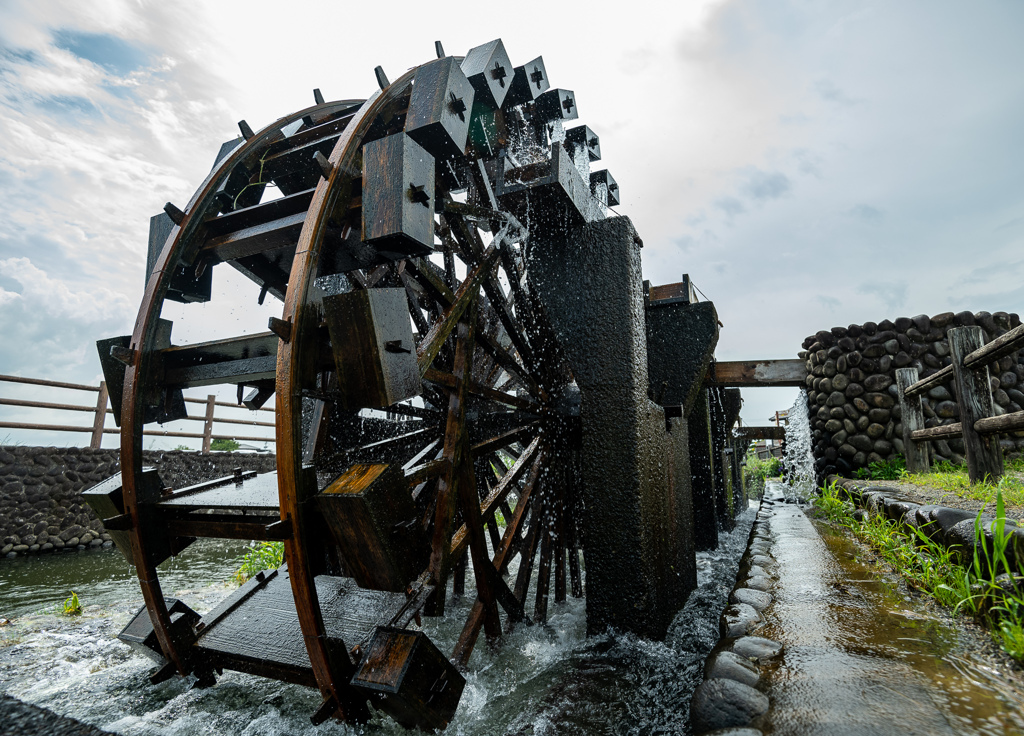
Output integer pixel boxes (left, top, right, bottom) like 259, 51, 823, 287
1, 372, 278, 452
963, 323, 1024, 370
904, 365, 953, 397
0, 373, 99, 392
910, 423, 962, 442
0, 397, 113, 414
0, 421, 273, 443
733, 426, 786, 440
973, 410, 1024, 437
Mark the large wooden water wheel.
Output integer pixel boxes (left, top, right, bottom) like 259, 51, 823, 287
90, 39, 619, 729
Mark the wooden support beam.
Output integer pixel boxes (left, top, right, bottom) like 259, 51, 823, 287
975, 410, 1024, 436
732, 426, 786, 441
963, 322, 1024, 370
949, 326, 1004, 483
896, 367, 931, 473
90, 381, 109, 449
710, 359, 805, 387
904, 365, 953, 398
910, 423, 963, 442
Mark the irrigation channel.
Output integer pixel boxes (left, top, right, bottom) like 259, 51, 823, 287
3, 482, 1024, 734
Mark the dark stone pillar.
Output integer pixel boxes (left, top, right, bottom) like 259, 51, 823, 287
708, 386, 734, 531
687, 390, 718, 551
528, 215, 685, 639
666, 415, 697, 606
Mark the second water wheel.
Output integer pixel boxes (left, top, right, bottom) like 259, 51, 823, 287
91, 38, 620, 729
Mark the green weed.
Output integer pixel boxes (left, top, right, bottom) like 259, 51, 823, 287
234, 542, 284, 584
814, 484, 1024, 662
61, 591, 82, 617
904, 461, 1024, 507
854, 455, 907, 481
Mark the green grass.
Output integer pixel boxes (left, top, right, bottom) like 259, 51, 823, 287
904, 458, 1024, 507
744, 451, 782, 498
853, 456, 906, 481
234, 542, 285, 584
814, 483, 1024, 662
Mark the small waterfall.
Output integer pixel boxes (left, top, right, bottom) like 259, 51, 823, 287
783, 390, 815, 499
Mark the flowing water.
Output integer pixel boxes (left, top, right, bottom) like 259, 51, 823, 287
757, 482, 1024, 735
783, 391, 815, 501
0, 510, 755, 735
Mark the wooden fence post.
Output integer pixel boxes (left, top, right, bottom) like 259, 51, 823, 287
895, 368, 930, 473
948, 326, 1003, 483
90, 381, 109, 449
201, 394, 217, 454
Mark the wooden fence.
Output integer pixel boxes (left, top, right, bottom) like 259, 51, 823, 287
896, 324, 1024, 483
0, 374, 276, 453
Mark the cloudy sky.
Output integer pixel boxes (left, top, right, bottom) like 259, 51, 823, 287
1, 0, 1022, 447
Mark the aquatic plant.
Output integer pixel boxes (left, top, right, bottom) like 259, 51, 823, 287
813, 484, 1024, 662
234, 542, 285, 584
61, 591, 82, 616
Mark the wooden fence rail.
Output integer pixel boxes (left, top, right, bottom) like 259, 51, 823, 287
0, 374, 275, 454
896, 323, 1024, 483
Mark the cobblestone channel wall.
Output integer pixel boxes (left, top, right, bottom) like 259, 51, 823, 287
801, 311, 1024, 478
0, 447, 277, 557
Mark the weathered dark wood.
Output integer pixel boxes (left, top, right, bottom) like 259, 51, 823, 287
416, 245, 499, 375
949, 326, 1004, 483
350, 627, 466, 731
963, 322, 1024, 370
711, 359, 805, 387
448, 441, 540, 562
322, 288, 421, 410
317, 463, 427, 592
975, 410, 1024, 436
909, 423, 963, 441
362, 133, 435, 257
732, 426, 786, 441
904, 364, 953, 397
896, 367, 931, 473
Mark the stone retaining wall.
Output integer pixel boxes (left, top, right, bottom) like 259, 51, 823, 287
800, 311, 1024, 478
0, 447, 277, 558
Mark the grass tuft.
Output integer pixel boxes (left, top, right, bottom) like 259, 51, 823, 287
814, 483, 1024, 663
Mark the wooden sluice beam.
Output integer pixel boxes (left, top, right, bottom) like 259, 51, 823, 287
733, 426, 787, 441
710, 359, 806, 387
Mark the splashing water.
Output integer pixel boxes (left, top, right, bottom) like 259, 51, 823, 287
0, 510, 756, 735
783, 389, 815, 499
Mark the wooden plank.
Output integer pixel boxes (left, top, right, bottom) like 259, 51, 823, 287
975, 410, 1024, 436
905, 365, 953, 397
896, 367, 931, 473
732, 426, 786, 441
448, 439, 540, 562
90, 381, 109, 449
416, 245, 500, 376
910, 423, 963, 442
949, 326, 1004, 483
166, 514, 286, 541
0, 373, 100, 392
711, 359, 805, 387
963, 323, 1024, 370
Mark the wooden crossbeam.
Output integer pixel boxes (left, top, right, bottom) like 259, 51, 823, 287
710, 359, 806, 387
733, 426, 787, 440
